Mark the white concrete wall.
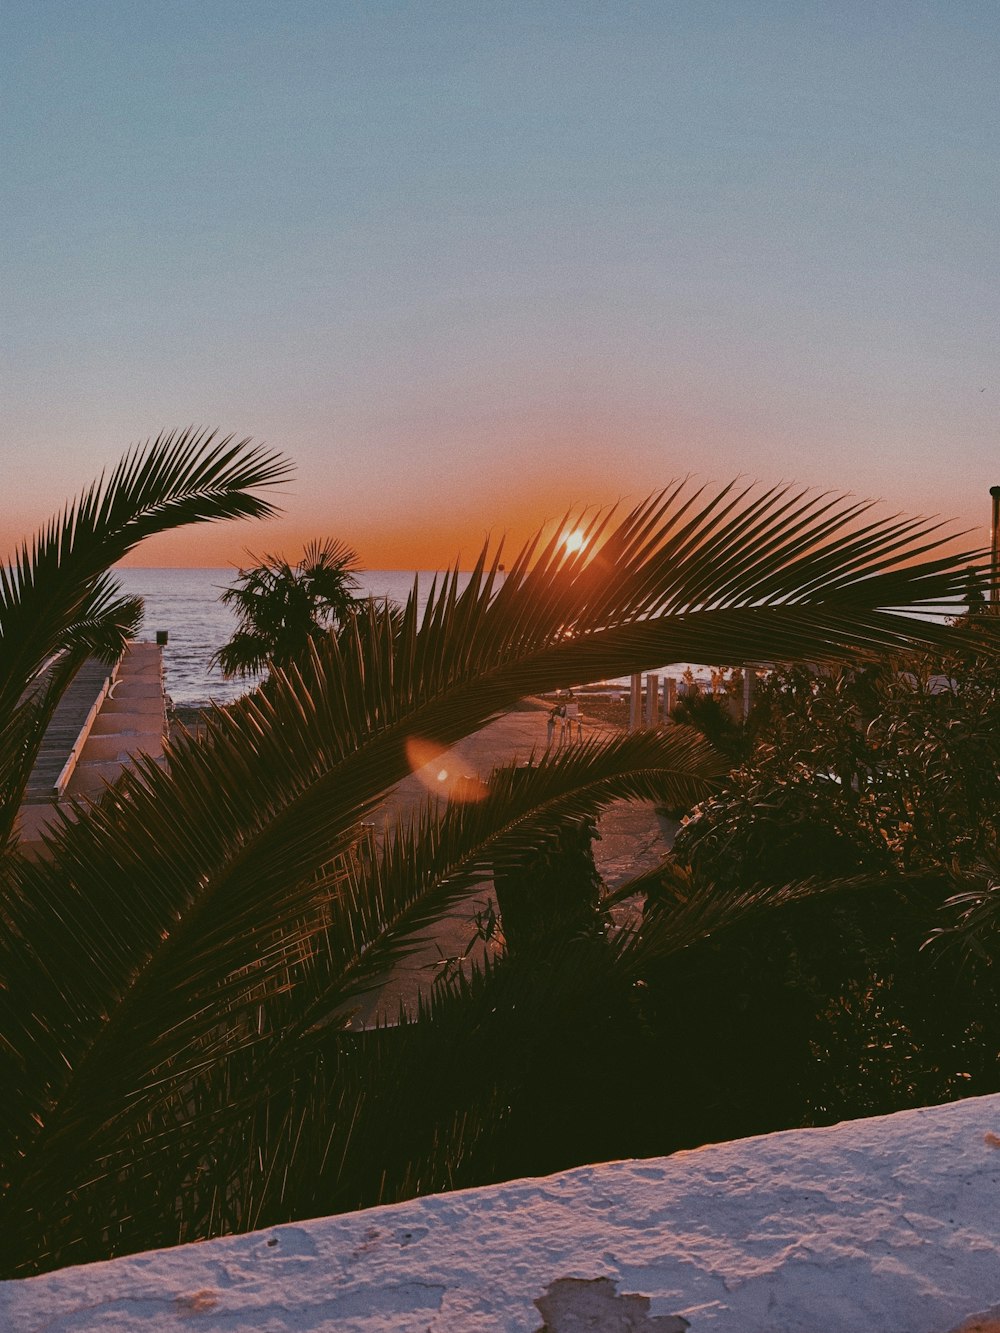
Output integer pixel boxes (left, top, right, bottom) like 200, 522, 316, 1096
3, 1094, 999, 1332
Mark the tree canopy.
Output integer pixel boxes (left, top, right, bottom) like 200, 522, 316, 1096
1, 453, 997, 1276
212, 538, 362, 678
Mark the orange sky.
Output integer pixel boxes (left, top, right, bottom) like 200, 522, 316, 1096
3, 6, 997, 574
3, 431, 994, 575
113, 483, 619, 572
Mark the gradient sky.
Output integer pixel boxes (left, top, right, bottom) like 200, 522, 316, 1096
3, 1, 997, 568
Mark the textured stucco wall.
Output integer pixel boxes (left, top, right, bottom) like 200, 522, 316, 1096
2, 1093, 999, 1332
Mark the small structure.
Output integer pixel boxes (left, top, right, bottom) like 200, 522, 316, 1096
17, 641, 168, 851
662, 675, 677, 720
629, 673, 642, 730
645, 672, 660, 727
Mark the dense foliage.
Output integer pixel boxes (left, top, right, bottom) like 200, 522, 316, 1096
212, 538, 363, 678
1, 444, 995, 1277
664, 630, 1000, 1130
675, 634, 1000, 883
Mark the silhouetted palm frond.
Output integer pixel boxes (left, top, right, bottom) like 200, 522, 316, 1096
0, 429, 289, 852
1, 475, 994, 1273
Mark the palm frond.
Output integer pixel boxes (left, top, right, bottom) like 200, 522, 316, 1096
0, 427, 289, 726
1, 476, 994, 1272
0, 726, 720, 1267
0, 581, 145, 848
0, 429, 288, 855
228, 865, 958, 1234
281, 726, 725, 1029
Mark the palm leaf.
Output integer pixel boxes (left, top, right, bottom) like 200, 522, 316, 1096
0, 427, 289, 703
0, 583, 144, 844
0, 478, 995, 1272
0, 726, 721, 1266
0, 428, 289, 851
227, 865, 958, 1233
270, 725, 726, 1034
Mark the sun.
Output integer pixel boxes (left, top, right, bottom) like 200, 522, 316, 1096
562, 528, 587, 554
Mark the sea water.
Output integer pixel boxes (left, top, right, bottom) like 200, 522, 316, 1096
113, 569, 476, 707
113, 568, 703, 709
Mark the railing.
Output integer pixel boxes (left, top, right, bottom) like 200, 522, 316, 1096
52, 659, 122, 799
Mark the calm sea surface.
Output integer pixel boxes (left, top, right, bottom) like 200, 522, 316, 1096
113, 567, 956, 710
114, 568, 704, 709
115, 569, 474, 707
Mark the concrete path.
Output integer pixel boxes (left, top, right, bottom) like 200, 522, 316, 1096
65, 641, 166, 800
377, 700, 676, 888
22, 657, 116, 800
17, 642, 167, 851
354, 701, 677, 1025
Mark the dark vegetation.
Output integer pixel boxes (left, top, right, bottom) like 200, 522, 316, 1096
211, 537, 362, 678
1, 434, 997, 1277
661, 621, 1000, 1135
668, 687, 748, 764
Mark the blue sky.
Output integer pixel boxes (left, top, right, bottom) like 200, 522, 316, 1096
3, 1, 997, 564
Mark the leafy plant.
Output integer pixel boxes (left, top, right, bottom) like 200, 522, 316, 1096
667, 635, 1000, 1131
638, 861, 998, 1140
676, 639, 1000, 884
1, 465, 993, 1275
669, 689, 748, 762
212, 538, 363, 679
0, 428, 290, 858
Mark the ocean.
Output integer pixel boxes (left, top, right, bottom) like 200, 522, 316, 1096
113, 568, 706, 710
113, 569, 479, 707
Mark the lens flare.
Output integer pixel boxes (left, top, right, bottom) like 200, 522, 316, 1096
404, 736, 488, 802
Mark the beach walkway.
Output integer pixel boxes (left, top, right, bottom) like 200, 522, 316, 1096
64, 641, 166, 800
354, 700, 678, 1025
22, 656, 117, 801
16, 641, 167, 851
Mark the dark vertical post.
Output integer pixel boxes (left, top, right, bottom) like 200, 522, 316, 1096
991, 486, 1000, 607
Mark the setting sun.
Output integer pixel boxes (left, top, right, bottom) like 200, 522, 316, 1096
562, 528, 587, 554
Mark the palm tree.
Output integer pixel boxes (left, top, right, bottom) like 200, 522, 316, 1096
212, 538, 362, 678
1, 464, 994, 1276
0, 428, 290, 859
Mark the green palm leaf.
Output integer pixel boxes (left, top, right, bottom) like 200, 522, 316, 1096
0, 477, 995, 1272
0, 428, 289, 851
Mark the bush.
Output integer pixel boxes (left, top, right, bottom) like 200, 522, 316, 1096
659, 644, 1000, 1133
